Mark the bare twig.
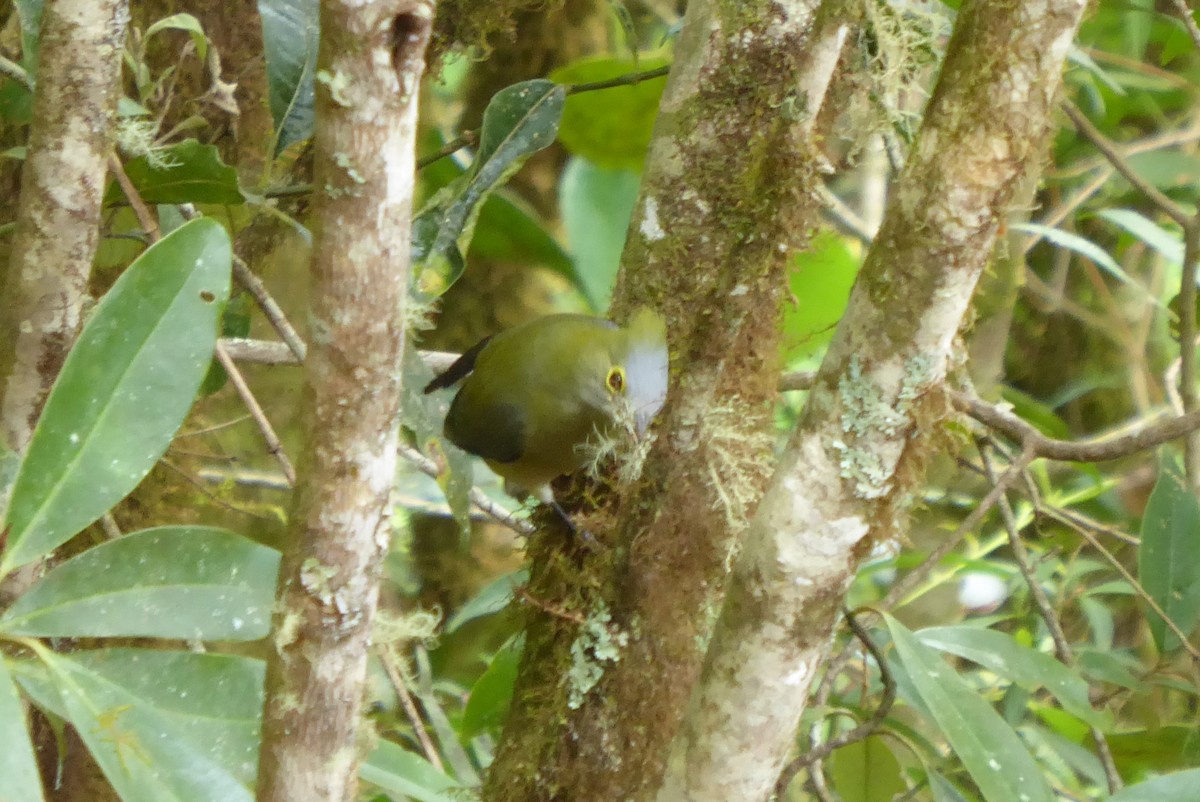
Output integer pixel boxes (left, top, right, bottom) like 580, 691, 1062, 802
977, 442, 1121, 793
1178, 218, 1200, 487
817, 183, 876, 246
232, 255, 308, 362
212, 343, 297, 486
954, 393, 1200, 462
416, 66, 670, 171
774, 609, 896, 797
377, 648, 444, 772
516, 586, 587, 625
0, 54, 32, 89
107, 152, 160, 241
398, 444, 533, 535
1168, 0, 1200, 51
1062, 102, 1191, 229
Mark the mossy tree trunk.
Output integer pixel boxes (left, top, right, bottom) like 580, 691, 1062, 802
658, 1, 1088, 800
483, 1, 844, 799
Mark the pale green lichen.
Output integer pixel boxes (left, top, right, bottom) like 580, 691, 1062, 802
115, 118, 180, 170
566, 602, 628, 710
316, 68, 353, 107
835, 353, 937, 499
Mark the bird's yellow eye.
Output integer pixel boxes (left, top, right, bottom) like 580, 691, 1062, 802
606, 365, 626, 394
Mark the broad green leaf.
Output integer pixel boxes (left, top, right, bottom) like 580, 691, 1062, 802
0, 526, 279, 640
782, 229, 859, 365
1, 219, 231, 572
549, 55, 669, 171
15, 649, 263, 786
917, 625, 1109, 729
1125, 151, 1200, 192
417, 133, 576, 293
1138, 458, 1200, 652
1096, 208, 1183, 266
446, 568, 529, 633
462, 635, 522, 738
259, 0, 318, 154
36, 649, 253, 802
828, 735, 905, 802
0, 656, 44, 802
886, 615, 1054, 802
108, 139, 242, 205
1109, 769, 1200, 802
413, 80, 564, 298
360, 740, 464, 802
144, 14, 208, 62
560, 157, 641, 311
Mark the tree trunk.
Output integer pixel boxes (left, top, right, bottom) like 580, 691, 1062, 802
483, 1, 843, 799
254, 3, 434, 801
657, 1, 1089, 800
0, 0, 129, 453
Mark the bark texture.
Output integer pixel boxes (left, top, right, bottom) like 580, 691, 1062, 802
657, 2, 1089, 800
483, 2, 841, 800
254, 3, 434, 801
0, 0, 129, 452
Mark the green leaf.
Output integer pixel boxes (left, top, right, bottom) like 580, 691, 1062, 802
916, 625, 1109, 729
144, 14, 208, 62
828, 735, 905, 802
36, 649, 254, 802
1, 219, 231, 573
559, 157, 641, 311
0, 526, 279, 640
259, 0, 318, 154
0, 656, 44, 802
360, 740, 465, 802
446, 568, 529, 633
13, 0, 43, 67
1096, 208, 1183, 266
108, 139, 243, 205
550, 55, 668, 171
885, 615, 1054, 802
1138, 458, 1200, 652
1013, 223, 1150, 299
15, 649, 264, 786
462, 635, 522, 738
413, 80, 565, 298
1107, 727, 1200, 782
782, 229, 859, 365
1109, 769, 1200, 802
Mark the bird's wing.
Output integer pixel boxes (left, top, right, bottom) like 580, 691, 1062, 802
422, 335, 493, 394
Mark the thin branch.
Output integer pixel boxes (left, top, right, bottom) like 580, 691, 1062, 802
1178, 218, 1200, 487
954, 392, 1200, 462
213, 343, 297, 486
398, 444, 533, 535
107, 152, 160, 241
232, 255, 308, 362
563, 65, 670, 95
416, 66, 670, 171
1062, 102, 1191, 229
774, 608, 896, 797
817, 183, 876, 246
1168, 0, 1200, 51
377, 648, 444, 772
0, 54, 32, 89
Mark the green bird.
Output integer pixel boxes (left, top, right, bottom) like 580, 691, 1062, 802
424, 308, 669, 504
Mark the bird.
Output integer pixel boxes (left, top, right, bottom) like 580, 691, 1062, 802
423, 308, 669, 510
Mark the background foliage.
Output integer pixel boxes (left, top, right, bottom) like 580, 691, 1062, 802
1, 0, 1200, 801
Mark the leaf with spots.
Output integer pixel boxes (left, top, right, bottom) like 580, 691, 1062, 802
0, 526, 279, 640
886, 614, 1054, 802
0, 219, 231, 573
